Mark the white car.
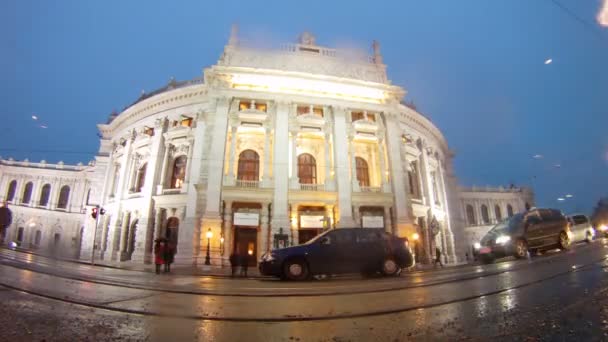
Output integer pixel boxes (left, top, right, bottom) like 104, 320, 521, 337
567, 214, 595, 243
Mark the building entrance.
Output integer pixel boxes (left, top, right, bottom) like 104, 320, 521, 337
234, 227, 257, 266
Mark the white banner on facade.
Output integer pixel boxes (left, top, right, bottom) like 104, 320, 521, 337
300, 215, 324, 228
234, 212, 259, 226
362, 216, 384, 228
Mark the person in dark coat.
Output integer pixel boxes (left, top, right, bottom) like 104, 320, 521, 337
240, 252, 250, 277
154, 239, 165, 275
434, 247, 444, 268
163, 240, 175, 273
229, 251, 239, 277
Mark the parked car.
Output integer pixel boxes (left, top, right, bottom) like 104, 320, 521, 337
567, 214, 594, 243
259, 228, 414, 280
475, 208, 571, 263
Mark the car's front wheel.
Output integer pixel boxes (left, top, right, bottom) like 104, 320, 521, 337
381, 257, 399, 276
283, 259, 309, 281
514, 239, 528, 259
558, 231, 571, 250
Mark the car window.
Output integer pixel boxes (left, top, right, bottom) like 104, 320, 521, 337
526, 214, 542, 226
331, 230, 355, 244
572, 215, 588, 225
356, 230, 382, 243
539, 209, 554, 221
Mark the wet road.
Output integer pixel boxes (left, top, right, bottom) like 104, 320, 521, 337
0, 240, 607, 341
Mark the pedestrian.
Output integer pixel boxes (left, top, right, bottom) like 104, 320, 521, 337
229, 251, 239, 277
434, 247, 443, 268
154, 239, 165, 275
240, 252, 250, 277
465, 252, 469, 262
163, 240, 175, 273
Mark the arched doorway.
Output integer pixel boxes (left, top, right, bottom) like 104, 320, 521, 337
166, 217, 179, 248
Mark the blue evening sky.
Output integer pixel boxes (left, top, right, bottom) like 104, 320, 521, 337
1, 1, 607, 214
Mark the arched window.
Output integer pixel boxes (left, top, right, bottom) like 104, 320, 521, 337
53, 233, 61, 245
481, 204, 490, 224
237, 150, 260, 181
6, 180, 17, 202
355, 157, 370, 187
466, 205, 476, 225
21, 182, 33, 204
57, 186, 70, 209
297, 153, 317, 184
507, 204, 514, 217
34, 230, 41, 245
39, 184, 51, 206
135, 163, 147, 192
495, 205, 502, 222
170, 156, 187, 189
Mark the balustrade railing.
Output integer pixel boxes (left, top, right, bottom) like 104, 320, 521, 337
236, 179, 260, 188
360, 186, 382, 193
299, 183, 324, 191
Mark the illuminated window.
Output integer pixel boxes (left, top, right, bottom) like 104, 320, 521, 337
180, 117, 193, 127
297, 106, 309, 115
57, 186, 70, 209
481, 205, 490, 224
298, 153, 317, 184
239, 101, 251, 111
21, 182, 33, 204
6, 180, 16, 202
355, 157, 370, 187
237, 150, 260, 181
367, 113, 376, 122
143, 126, 155, 136
39, 184, 51, 206
170, 156, 187, 189
351, 111, 365, 122
312, 107, 323, 117
466, 205, 476, 225
255, 102, 267, 112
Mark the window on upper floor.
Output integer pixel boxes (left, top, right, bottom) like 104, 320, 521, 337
297, 106, 309, 116
351, 111, 365, 122
237, 150, 260, 181
466, 205, 476, 225
143, 126, 155, 136
21, 182, 33, 204
355, 157, 370, 187
408, 162, 421, 199
312, 106, 323, 117
6, 180, 16, 202
135, 163, 147, 192
170, 156, 187, 189
181, 117, 193, 127
239, 101, 250, 111
57, 185, 70, 209
367, 113, 376, 122
298, 153, 317, 184
39, 184, 51, 207
255, 102, 267, 112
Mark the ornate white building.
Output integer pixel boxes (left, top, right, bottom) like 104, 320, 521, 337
0, 29, 533, 267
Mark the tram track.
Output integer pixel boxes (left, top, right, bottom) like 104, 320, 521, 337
0, 257, 606, 322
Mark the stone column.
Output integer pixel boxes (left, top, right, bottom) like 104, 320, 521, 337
259, 202, 269, 257
226, 125, 238, 184
324, 132, 333, 190
116, 136, 133, 199
289, 131, 298, 188
262, 126, 271, 186
201, 97, 231, 266
154, 209, 164, 240
223, 201, 233, 262
420, 143, 436, 208
119, 211, 130, 261
384, 113, 414, 236
352, 205, 361, 227
384, 206, 393, 234
157, 143, 171, 194
107, 214, 122, 261
378, 137, 390, 193
271, 101, 291, 236
331, 106, 357, 228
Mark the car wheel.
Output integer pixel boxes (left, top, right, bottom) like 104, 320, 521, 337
283, 259, 309, 281
381, 257, 399, 276
558, 231, 571, 250
585, 231, 593, 243
514, 239, 528, 259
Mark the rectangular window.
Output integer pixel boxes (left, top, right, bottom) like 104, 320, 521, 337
143, 127, 155, 136
351, 111, 365, 122
367, 113, 376, 122
254, 102, 267, 112
297, 106, 309, 115
239, 101, 251, 111
312, 107, 324, 117
180, 117, 193, 127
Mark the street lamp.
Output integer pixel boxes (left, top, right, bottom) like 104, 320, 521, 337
205, 228, 213, 265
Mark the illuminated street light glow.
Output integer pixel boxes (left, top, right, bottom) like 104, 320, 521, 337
412, 233, 420, 241
230, 73, 388, 103
544, 58, 553, 65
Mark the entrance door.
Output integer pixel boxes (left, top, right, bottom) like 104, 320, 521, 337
299, 229, 321, 244
234, 227, 257, 266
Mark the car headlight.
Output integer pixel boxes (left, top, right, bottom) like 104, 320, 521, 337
495, 235, 511, 245
599, 225, 608, 232
261, 253, 276, 262
474, 242, 481, 249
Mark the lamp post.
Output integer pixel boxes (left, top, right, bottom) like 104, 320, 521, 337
205, 228, 212, 265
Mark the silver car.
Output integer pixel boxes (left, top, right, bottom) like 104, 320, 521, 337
567, 214, 594, 243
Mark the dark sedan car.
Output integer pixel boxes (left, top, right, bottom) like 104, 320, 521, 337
259, 228, 414, 280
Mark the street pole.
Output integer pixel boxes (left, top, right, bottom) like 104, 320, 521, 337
91, 208, 100, 265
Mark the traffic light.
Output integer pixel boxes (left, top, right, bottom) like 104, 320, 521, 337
91, 207, 98, 219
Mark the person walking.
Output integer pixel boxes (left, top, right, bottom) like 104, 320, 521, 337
434, 247, 444, 268
163, 240, 175, 273
240, 252, 250, 277
154, 239, 165, 275
229, 251, 239, 277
